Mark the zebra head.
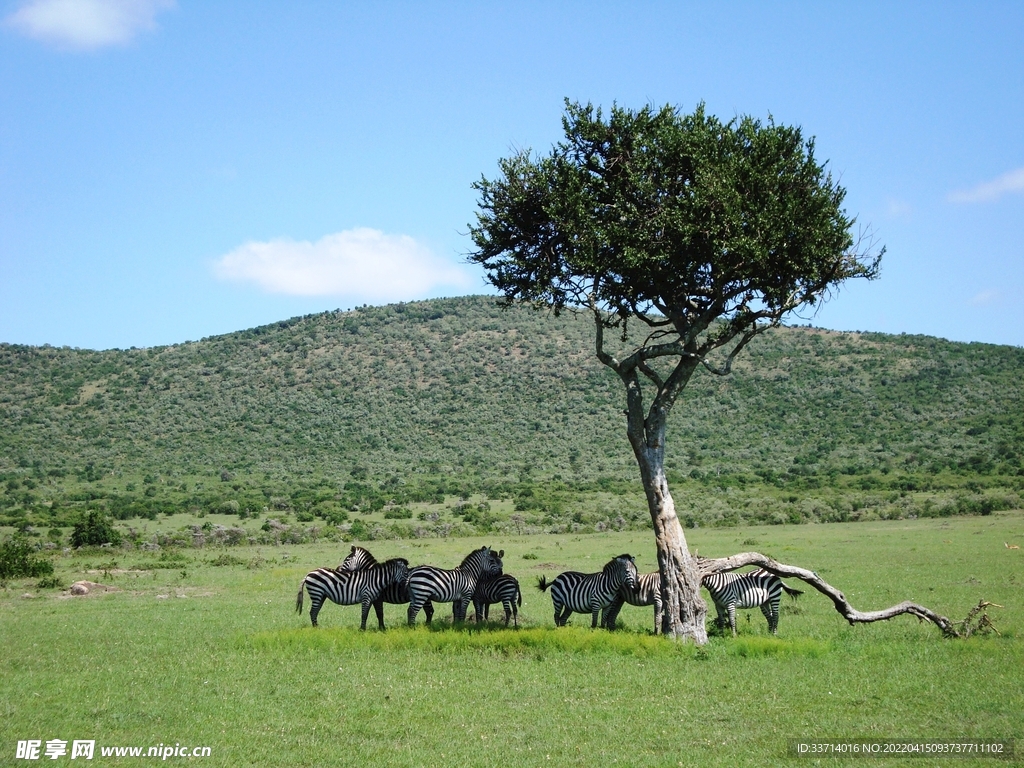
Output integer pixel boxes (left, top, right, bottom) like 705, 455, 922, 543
606, 554, 638, 590
381, 557, 410, 586
459, 546, 504, 579
339, 545, 378, 572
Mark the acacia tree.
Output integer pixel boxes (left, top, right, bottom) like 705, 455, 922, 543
468, 101, 883, 642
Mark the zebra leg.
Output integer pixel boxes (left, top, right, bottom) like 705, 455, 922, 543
424, 600, 434, 624
714, 604, 727, 631
360, 599, 373, 631
373, 598, 385, 631
728, 604, 737, 637
553, 599, 567, 627
309, 596, 325, 627
602, 593, 625, 630
502, 599, 512, 627
762, 603, 779, 634
408, 601, 421, 626
653, 595, 663, 635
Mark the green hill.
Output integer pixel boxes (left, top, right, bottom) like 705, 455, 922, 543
2, 295, 1022, 538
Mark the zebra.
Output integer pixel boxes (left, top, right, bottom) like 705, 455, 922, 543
295, 557, 409, 630
472, 572, 522, 628
701, 568, 803, 636
407, 546, 504, 625
600, 571, 663, 633
339, 545, 435, 624
537, 554, 638, 628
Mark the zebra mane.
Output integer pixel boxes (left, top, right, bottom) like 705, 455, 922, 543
457, 546, 504, 573
459, 546, 491, 570
604, 554, 634, 573
339, 545, 378, 571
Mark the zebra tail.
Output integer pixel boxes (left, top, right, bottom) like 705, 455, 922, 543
537, 575, 551, 592
296, 579, 305, 614
782, 582, 803, 598
517, 582, 523, 607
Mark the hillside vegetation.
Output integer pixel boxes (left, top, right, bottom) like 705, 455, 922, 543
1, 295, 1022, 541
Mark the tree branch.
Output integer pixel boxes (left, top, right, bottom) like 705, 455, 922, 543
698, 551, 960, 637
592, 306, 621, 373
637, 361, 664, 389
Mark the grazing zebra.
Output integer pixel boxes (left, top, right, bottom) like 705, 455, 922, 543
600, 571, 664, 633
537, 554, 638, 628
473, 572, 522, 628
339, 545, 435, 624
407, 546, 504, 625
701, 568, 803, 636
295, 557, 409, 630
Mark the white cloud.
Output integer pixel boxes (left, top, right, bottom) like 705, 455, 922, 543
213, 228, 474, 301
969, 290, 1002, 307
948, 166, 1024, 204
5, 0, 174, 50
885, 198, 912, 219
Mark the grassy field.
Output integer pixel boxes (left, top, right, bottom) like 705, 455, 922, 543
2, 513, 1022, 766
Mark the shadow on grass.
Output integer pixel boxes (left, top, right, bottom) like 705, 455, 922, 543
242, 623, 831, 659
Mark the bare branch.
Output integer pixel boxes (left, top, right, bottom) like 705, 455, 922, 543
637, 361, 664, 389
591, 302, 621, 373
698, 551, 960, 637
700, 324, 765, 376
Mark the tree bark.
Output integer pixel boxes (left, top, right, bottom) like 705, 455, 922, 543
699, 551, 959, 637
623, 375, 707, 643
636, 451, 708, 643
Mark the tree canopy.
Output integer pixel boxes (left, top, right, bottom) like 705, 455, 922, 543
469, 101, 881, 368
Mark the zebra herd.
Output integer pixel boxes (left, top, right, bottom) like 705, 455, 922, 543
296, 546, 802, 635
296, 545, 519, 629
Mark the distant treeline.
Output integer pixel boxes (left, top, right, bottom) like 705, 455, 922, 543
2, 296, 1022, 538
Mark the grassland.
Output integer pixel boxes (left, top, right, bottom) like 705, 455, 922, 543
3, 513, 1022, 766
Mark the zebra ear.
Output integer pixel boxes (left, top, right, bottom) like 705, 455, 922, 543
498, 550, 504, 558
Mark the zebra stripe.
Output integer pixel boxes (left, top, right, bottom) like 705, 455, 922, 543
537, 554, 637, 628
473, 572, 522, 628
339, 545, 434, 624
296, 557, 409, 630
407, 546, 504, 625
601, 571, 664, 633
701, 568, 803, 636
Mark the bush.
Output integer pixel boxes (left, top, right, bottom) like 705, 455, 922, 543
0, 538, 55, 580
70, 511, 122, 548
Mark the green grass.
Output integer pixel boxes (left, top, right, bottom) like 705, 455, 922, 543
2, 514, 1023, 766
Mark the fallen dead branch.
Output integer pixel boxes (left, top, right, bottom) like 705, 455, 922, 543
697, 551, 997, 639
953, 600, 1002, 638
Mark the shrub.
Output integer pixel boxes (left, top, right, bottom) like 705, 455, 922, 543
0, 538, 55, 580
70, 511, 122, 548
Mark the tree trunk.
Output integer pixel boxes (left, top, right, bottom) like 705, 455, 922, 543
631, 421, 708, 644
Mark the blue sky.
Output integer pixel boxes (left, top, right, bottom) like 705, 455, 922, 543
1, 1, 1021, 350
